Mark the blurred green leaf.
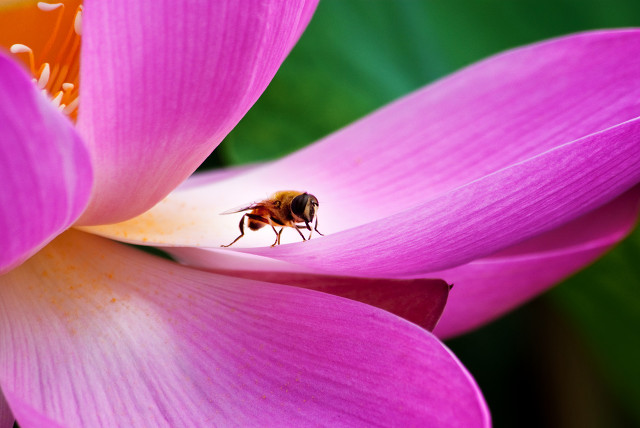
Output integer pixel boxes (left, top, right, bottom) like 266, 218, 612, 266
550, 224, 640, 424
216, 0, 640, 165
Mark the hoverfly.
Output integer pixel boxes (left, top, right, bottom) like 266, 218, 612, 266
221, 191, 323, 247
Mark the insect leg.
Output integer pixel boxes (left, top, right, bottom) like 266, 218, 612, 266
295, 226, 307, 242
314, 216, 324, 236
221, 214, 248, 247
270, 225, 281, 247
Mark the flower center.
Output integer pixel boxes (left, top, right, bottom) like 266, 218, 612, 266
9, 1, 82, 120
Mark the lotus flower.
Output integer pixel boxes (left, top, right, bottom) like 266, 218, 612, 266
1, 0, 639, 426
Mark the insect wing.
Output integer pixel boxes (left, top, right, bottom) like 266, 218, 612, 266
220, 201, 264, 215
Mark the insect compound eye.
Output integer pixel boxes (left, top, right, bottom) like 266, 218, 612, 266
291, 193, 310, 217
291, 193, 313, 222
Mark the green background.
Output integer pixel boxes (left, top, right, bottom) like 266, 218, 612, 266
203, 1, 640, 427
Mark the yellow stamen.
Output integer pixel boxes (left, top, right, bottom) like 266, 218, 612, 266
8, 2, 82, 121
37, 2, 64, 12
63, 96, 79, 115
51, 90, 64, 107
73, 5, 82, 36
9, 43, 35, 75
37, 2, 64, 63
37, 62, 50, 89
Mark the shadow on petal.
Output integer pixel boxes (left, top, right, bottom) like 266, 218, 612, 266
203, 270, 451, 331
0, 388, 13, 428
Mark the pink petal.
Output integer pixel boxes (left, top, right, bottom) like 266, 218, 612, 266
0, 390, 13, 428
77, 0, 318, 225
0, 230, 489, 427
433, 186, 640, 338
83, 30, 640, 269
245, 116, 640, 276
0, 53, 92, 274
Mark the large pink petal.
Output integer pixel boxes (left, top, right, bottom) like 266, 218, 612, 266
0, 230, 489, 427
0, 53, 92, 274
244, 116, 640, 276
77, 0, 318, 225
84, 30, 640, 264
